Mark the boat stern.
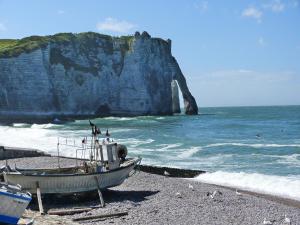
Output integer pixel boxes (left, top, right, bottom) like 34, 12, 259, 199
0, 187, 31, 225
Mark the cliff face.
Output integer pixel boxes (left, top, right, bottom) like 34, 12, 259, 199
0, 32, 198, 120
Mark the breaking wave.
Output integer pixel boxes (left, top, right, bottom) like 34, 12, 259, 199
194, 171, 300, 201
103, 117, 137, 121
117, 138, 155, 147
178, 147, 202, 158
275, 154, 300, 167
157, 143, 183, 151
12, 123, 28, 127
31, 123, 57, 129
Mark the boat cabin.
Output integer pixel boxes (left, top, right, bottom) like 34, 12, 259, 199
96, 143, 120, 170
57, 132, 126, 172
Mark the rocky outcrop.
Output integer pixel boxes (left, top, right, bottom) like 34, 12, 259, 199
0, 32, 198, 121
171, 80, 180, 113
171, 57, 198, 115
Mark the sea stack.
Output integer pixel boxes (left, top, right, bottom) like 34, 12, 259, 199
0, 32, 198, 121
171, 80, 180, 113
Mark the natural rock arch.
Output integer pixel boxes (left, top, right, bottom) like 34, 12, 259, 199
171, 57, 198, 115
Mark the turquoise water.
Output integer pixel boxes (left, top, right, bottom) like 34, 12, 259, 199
1, 105, 300, 199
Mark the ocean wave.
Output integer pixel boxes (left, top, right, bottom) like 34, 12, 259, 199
276, 154, 300, 167
178, 146, 202, 158
103, 117, 137, 121
12, 123, 28, 127
0, 125, 58, 152
110, 128, 136, 133
205, 143, 300, 148
31, 123, 57, 129
117, 138, 154, 147
194, 171, 300, 201
157, 143, 183, 151
191, 154, 234, 167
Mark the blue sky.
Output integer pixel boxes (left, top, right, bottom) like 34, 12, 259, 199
0, 0, 299, 107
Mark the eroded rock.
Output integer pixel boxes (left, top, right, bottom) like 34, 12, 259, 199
0, 32, 198, 121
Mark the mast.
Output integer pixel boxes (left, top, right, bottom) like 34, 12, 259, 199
57, 137, 60, 168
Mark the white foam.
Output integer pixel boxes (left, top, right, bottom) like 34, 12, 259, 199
194, 171, 300, 201
31, 123, 56, 129
117, 138, 154, 147
0, 125, 58, 152
12, 123, 28, 127
276, 154, 300, 167
0, 125, 87, 158
205, 143, 300, 148
104, 117, 137, 121
157, 143, 183, 151
0, 124, 156, 158
178, 146, 201, 158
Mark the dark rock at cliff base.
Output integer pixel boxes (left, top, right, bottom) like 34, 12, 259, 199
0, 32, 198, 120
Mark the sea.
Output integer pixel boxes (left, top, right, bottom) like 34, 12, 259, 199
0, 105, 299, 201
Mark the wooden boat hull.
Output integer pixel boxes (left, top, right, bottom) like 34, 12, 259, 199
0, 187, 31, 224
4, 158, 140, 194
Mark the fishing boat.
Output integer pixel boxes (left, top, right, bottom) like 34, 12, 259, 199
4, 156, 140, 194
3, 121, 141, 211
0, 183, 31, 225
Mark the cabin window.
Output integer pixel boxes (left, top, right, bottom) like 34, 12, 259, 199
112, 147, 117, 161
102, 145, 108, 161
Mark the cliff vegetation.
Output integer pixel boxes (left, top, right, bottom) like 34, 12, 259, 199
0, 32, 134, 58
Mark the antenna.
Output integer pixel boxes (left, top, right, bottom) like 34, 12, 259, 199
57, 137, 60, 168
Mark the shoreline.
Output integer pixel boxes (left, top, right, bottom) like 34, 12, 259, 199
139, 164, 300, 209
207, 183, 300, 209
1, 156, 299, 208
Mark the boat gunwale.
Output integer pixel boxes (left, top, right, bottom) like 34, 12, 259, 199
0, 190, 31, 201
5, 158, 140, 177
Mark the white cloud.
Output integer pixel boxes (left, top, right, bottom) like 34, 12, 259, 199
237, 69, 253, 73
242, 7, 262, 22
57, 10, 65, 15
258, 37, 266, 46
96, 17, 136, 33
0, 22, 6, 32
194, 1, 208, 13
263, 0, 285, 12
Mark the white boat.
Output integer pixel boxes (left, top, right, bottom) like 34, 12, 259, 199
4, 157, 140, 194
3, 122, 141, 195
0, 183, 31, 224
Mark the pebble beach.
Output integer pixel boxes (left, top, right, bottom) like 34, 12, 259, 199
1, 156, 300, 225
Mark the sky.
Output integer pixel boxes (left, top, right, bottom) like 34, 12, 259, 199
0, 0, 299, 107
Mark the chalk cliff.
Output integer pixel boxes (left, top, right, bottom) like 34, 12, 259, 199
0, 32, 198, 121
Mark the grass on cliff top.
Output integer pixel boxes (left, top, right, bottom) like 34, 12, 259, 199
0, 32, 135, 58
